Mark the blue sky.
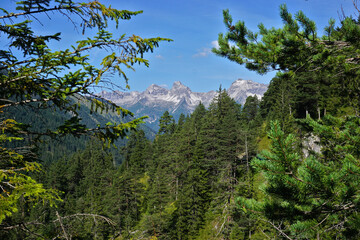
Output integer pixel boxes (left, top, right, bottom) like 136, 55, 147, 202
2, 0, 356, 92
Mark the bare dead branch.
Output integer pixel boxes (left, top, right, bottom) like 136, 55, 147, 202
267, 220, 293, 240
56, 211, 69, 240
54, 213, 116, 226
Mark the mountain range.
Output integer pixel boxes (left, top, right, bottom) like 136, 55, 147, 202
98, 79, 268, 130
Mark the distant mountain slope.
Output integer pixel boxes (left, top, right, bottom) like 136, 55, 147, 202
4, 96, 156, 164
98, 79, 268, 130
227, 79, 268, 103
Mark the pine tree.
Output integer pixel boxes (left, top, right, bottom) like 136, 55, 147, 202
214, 4, 360, 117
213, 4, 360, 238
239, 116, 360, 239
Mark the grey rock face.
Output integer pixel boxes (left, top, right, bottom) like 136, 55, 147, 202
97, 79, 268, 129
302, 134, 322, 158
228, 79, 269, 104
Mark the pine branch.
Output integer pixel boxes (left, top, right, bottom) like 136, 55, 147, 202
1, 97, 52, 108
0, 5, 77, 20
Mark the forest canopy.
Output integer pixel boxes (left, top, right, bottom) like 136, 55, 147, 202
0, 0, 170, 226
213, 3, 360, 239
2, 1, 360, 239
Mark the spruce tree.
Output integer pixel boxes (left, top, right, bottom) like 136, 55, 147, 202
8, 141, 118, 239
260, 72, 296, 132
107, 130, 152, 238
158, 111, 176, 135
169, 105, 210, 239
194, 89, 245, 238
143, 112, 179, 238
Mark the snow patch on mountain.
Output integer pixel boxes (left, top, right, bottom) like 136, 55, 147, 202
97, 79, 268, 129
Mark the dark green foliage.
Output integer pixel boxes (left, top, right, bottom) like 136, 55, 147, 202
168, 108, 210, 239
213, 3, 360, 239
0, 141, 117, 239
6, 1, 360, 238
1, 0, 170, 227
260, 73, 296, 132
239, 116, 360, 239
241, 95, 259, 122
158, 110, 176, 135
216, 4, 360, 120
109, 130, 153, 237
84, 91, 257, 239
7, 92, 259, 237
49, 142, 116, 238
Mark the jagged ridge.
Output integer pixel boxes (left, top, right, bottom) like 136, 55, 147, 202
98, 79, 268, 129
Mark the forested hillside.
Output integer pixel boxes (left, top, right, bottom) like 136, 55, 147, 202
3, 95, 156, 164
1, 88, 263, 239
2, 0, 360, 239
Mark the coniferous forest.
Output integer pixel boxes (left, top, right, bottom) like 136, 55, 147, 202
2, 1, 360, 239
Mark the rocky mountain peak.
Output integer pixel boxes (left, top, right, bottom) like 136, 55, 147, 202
230, 79, 261, 89
172, 81, 185, 88
171, 81, 191, 95
145, 84, 168, 95
228, 79, 268, 103
98, 79, 268, 129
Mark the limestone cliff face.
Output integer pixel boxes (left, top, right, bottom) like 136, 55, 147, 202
227, 79, 268, 104
302, 134, 321, 158
97, 79, 268, 129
